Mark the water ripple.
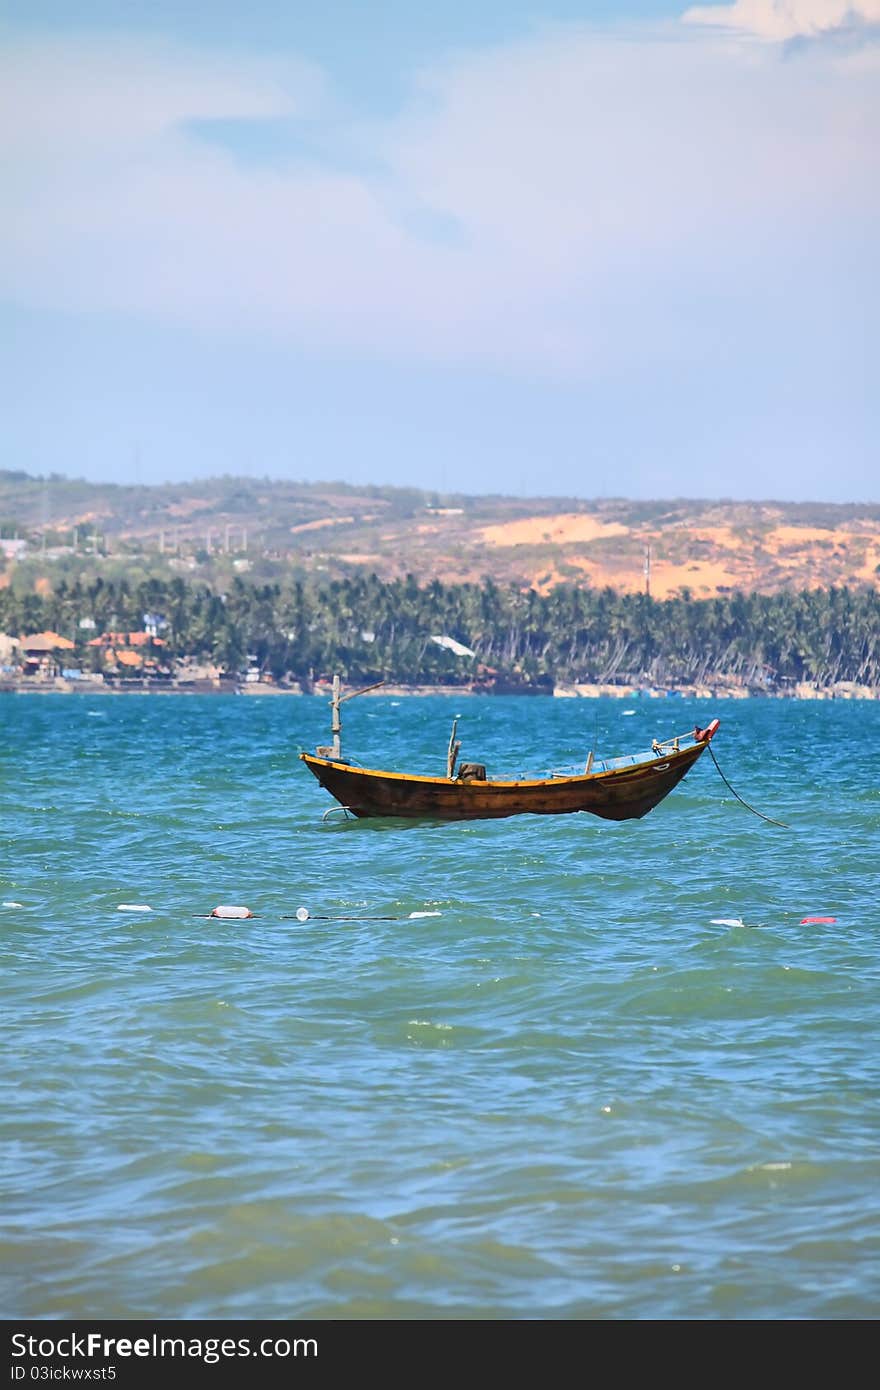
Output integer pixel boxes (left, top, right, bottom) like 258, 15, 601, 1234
1, 693, 878, 1317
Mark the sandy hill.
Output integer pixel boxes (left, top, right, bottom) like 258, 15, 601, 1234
1, 471, 879, 598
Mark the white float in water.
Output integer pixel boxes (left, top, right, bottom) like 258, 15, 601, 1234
117, 904, 152, 913
210, 904, 254, 919
711, 917, 744, 927
2, 901, 24, 909
409, 911, 441, 919
295, 906, 310, 922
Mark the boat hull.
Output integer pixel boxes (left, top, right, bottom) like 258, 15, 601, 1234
300, 737, 712, 822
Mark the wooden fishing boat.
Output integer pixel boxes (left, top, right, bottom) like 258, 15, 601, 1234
300, 677, 720, 822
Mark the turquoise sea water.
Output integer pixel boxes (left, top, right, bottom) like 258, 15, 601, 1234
1, 692, 878, 1320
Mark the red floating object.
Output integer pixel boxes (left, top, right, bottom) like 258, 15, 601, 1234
800, 916, 837, 924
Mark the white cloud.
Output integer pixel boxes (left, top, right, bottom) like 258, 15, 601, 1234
683, 1, 880, 40
0, 21, 877, 377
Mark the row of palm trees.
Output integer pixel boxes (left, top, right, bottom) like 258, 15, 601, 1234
2, 572, 880, 688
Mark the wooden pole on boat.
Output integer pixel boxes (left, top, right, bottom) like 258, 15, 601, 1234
331, 674, 342, 759
329, 675, 386, 760
446, 718, 461, 779
585, 705, 598, 772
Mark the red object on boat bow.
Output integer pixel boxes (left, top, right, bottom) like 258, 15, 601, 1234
694, 718, 720, 743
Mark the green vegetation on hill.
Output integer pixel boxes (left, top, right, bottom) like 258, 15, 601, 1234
5, 468, 878, 536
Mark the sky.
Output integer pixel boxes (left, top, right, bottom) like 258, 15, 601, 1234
1, 1, 878, 501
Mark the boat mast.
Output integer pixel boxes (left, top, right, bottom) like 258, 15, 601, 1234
330, 674, 342, 758
327, 674, 386, 759
446, 718, 461, 779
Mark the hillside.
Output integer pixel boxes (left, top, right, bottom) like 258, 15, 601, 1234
2, 470, 879, 597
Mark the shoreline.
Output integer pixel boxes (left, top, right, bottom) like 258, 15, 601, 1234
2, 678, 878, 701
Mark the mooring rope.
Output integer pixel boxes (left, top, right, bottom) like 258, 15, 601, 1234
707, 742, 790, 829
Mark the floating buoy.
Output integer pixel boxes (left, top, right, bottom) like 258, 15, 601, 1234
117, 904, 153, 913
409, 910, 442, 919
210, 905, 254, 920
711, 917, 744, 927
2, 901, 24, 909
295, 906, 310, 922
800, 916, 837, 925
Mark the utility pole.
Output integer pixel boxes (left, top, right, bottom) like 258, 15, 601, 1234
41, 477, 50, 552
644, 545, 652, 597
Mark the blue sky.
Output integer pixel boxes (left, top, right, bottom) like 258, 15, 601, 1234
1, 1, 878, 500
